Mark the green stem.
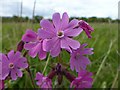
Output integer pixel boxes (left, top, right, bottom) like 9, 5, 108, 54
27, 66, 36, 88
25, 53, 35, 88
42, 54, 50, 74
58, 54, 61, 63
7, 80, 11, 88
16, 39, 35, 88
58, 53, 63, 63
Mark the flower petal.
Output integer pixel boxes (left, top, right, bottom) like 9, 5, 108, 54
38, 51, 46, 60
52, 13, 61, 30
66, 37, 80, 50
80, 48, 94, 55
22, 30, 37, 42
64, 28, 83, 37
0, 53, 9, 64
35, 72, 52, 88
16, 68, 23, 77
80, 56, 91, 65
10, 69, 17, 80
17, 57, 28, 68
61, 12, 69, 30
78, 44, 93, 55
0, 62, 2, 79
50, 39, 61, 57
70, 57, 75, 71
7, 50, 14, 61
78, 70, 93, 77
2, 67, 9, 80
11, 51, 21, 64
66, 19, 79, 29
80, 43, 88, 49
24, 42, 37, 50
70, 56, 82, 72
43, 37, 58, 51
28, 43, 41, 58
70, 70, 93, 88
38, 42, 47, 60
38, 28, 55, 39
61, 38, 72, 53
35, 72, 43, 81
40, 19, 55, 32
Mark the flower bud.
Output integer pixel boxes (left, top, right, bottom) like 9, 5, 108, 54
47, 69, 56, 79
17, 41, 24, 52
63, 69, 75, 82
78, 20, 94, 38
55, 63, 62, 75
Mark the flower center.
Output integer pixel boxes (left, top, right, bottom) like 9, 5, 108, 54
57, 31, 64, 38
75, 53, 80, 60
37, 36, 42, 41
9, 63, 14, 69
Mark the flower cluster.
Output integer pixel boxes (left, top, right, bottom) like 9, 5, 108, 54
0, 12, 94, 89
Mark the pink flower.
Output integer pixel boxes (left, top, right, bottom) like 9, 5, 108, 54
70, 44, 93, 72
22, 30, 47, 60
79, 20, 94, 38
35, 72, 52, 88
38, 12, 83, 57
0, 50, 28, 80
70, 70, 93, 88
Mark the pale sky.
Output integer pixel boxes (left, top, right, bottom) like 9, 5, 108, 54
0, 0, 119, 19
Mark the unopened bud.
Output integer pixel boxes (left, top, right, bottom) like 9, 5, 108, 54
78, 20, 94, 38
56, 63, 62, 74
63, 69, 75, 82
47, 69, 56, 79
17, 41, 24, 52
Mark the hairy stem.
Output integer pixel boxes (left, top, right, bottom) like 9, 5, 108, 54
47, 69, 56, 79
24, 51, 35, 88
42, 54, 50, 74
58, 53, 63, 63
62, 69, 75, 82
26, 67, 36, 88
